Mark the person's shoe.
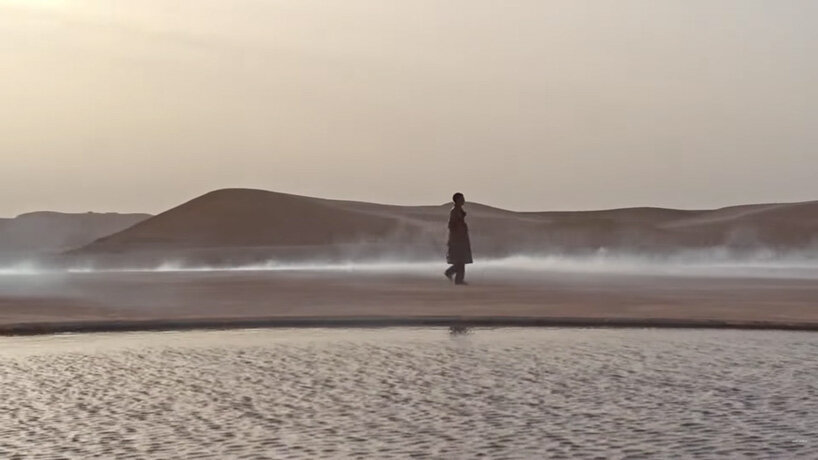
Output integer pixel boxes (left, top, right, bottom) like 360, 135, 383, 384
455, 281, 469, 286
444, 271, 454, 282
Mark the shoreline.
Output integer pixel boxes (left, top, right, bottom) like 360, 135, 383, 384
2, 316, 818, 336
4, 269, 818, 336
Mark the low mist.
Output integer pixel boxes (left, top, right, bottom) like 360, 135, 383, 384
4, 249, 818, 279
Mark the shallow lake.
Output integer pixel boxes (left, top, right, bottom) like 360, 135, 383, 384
1, 328, 816, 458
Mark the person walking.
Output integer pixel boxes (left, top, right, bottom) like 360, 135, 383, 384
444, 192, 473, 285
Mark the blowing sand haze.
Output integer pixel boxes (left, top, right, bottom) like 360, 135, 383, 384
44, 188, 818, 269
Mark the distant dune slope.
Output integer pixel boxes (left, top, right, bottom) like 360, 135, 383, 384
83, 189, 432, 251
73, 189, 818, 262
659, 201, 818, 249
0, 212, 151, 256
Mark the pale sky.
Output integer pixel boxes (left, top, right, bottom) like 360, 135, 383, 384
2, 0, 817, 216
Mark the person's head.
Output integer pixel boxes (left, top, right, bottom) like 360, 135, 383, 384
452, 192, 465, 206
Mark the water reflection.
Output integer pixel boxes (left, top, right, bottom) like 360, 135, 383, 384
0, 328, 815, 458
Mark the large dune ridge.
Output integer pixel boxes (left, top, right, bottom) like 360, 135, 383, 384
63, 188, 818, 267
0, 211, 151, 261
4, 190, 818, 333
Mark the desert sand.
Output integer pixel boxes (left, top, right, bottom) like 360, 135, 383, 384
1, 266, 818, 334
3, 188, 818, 334
66, 189, 818, 268
0, 211, 150, 258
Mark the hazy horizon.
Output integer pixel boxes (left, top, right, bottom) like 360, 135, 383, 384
3, 186, 818, 219
3, 0, 817, 216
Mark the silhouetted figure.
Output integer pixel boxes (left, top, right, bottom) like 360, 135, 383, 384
444, 192, 473, 285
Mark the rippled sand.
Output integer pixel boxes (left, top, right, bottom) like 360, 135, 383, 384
1, 328, 816, 459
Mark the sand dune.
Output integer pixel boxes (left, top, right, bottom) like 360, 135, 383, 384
0, 211, 150, 259
659, 201, 818, 247
85, 189, 421, 249
67, 189, 818, 266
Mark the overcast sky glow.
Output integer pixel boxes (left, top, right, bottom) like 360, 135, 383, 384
1, 0, 817, 216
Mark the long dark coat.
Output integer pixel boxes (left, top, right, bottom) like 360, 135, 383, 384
446, 206, 473, 264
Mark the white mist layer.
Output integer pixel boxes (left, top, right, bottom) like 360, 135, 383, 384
3, 250, 818, 278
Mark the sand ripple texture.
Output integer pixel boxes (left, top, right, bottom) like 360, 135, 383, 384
0, 328, 816, 459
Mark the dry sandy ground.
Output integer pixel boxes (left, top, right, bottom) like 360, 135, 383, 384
1, 266, 818, 333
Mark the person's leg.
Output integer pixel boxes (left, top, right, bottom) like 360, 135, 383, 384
454, 263, 466, 284
444, 265, 456, 281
